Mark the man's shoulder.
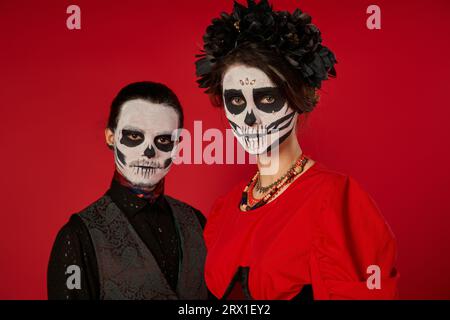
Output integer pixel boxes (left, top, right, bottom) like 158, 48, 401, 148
163, 195, 206, 228
164, 195, 197, 211
76, 193, 114, 221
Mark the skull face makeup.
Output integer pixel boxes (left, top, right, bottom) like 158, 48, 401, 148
222, 65, 297, 155
113, 99, 180, 188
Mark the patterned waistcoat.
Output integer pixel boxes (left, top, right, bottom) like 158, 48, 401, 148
78, 194, 207, 300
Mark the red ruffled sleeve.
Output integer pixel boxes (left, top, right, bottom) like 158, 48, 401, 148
310, 174, 399, 299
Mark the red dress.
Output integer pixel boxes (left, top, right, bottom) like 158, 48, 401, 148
204, 161, 399, 300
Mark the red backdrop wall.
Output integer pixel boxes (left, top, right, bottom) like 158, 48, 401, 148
1, 0, 449, 299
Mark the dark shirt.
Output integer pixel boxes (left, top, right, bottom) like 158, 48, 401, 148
47, 179, 206, 300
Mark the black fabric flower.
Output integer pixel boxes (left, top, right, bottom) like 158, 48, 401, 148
195, 0, 337, 89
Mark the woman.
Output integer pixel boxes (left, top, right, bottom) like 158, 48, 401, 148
195, 0, 398, 300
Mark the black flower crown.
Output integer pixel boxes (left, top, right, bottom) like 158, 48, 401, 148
195, 0, 337, 90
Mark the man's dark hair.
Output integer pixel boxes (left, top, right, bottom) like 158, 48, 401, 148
107, 81, 184, 131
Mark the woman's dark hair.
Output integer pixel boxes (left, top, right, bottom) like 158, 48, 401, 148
204, 43, 319, 114
195, 0, 337, 114
107, 81, 184, 131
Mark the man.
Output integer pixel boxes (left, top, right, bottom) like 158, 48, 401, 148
47, 82, 207, 300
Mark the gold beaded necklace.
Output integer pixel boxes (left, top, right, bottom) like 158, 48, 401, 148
240, 154, 309, 212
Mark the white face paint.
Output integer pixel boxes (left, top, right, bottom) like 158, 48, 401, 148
113, 99, 180, 187
222, 65, 297, 155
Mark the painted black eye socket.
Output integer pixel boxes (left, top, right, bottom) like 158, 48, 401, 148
231, 96, 246, 106
156, 135, 171, 144
154, 134, 174, 152
260, 95, 275, 104
224, 89, 247, 115
128, 133, 143, 141
253, 87, 286, 113
120, 129, 145, 147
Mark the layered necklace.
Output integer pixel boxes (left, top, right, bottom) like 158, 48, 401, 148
240, 153, 309, 212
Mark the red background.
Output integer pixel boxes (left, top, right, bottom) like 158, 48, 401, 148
1, 0, 449, 299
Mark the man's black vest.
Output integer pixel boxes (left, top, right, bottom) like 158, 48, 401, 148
78, 194, 207, 300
